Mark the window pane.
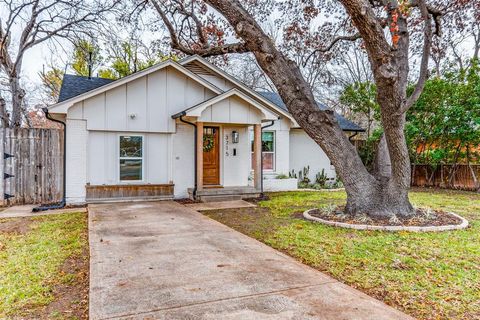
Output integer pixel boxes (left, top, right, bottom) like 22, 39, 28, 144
262, 132, 274, 152
120, 159, 142, 180
250, 153, 275, 170
120, 136, 143, 157
262, 153, 274, 170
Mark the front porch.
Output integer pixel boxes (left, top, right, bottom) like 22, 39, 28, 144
172, 88, 280, 202
193, 121, 265, 201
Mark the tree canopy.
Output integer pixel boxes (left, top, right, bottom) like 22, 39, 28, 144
406, 60, 480, 167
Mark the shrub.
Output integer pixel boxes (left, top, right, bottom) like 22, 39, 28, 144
298, 181, 310, 189
330, 177, 344, 188
289, 170, 298, 179
298, 166, 310, 184
315, 169, 328, 187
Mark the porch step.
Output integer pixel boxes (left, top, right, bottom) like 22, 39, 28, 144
87, 195, 173, 204
188, 186, 261, 202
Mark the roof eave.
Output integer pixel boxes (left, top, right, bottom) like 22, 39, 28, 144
172, 88, 280, 121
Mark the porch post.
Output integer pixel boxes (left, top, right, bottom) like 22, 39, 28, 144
253, 123, 262, 190
196, 121, 204, 191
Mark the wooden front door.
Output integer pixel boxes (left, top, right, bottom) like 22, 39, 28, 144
203, 126, 220, 185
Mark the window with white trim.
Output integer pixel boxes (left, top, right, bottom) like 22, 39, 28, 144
119, 135, 143, 181
251, 131, 275, 171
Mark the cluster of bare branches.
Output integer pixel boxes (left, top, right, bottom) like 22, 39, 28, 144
0, 0, 120, 127
146, 0, 247, 57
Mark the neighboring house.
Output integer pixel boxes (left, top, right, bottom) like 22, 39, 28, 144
48, 55, 363, 204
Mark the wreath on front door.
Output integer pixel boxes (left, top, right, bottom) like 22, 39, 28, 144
203, 134, 215, 152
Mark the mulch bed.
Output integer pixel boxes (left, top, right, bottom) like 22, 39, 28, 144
174, 198, 202, 204
244, 194, 270, 204
309, 206, 463, 227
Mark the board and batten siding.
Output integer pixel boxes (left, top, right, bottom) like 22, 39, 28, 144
87, 131, 171, 186
67, 66, 215, 133
172, 124, 194, 198
198, 96, 265, 125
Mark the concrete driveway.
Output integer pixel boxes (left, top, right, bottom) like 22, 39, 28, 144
89, 201, 412, 320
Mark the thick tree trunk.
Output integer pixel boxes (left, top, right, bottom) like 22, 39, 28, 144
345, 179, 413, 217
202, 0, 415, 217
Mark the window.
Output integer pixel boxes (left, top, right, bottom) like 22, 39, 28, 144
119, 136, 143, 181
251, 131, 275, 171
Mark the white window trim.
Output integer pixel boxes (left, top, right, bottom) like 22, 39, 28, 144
118, 134, 145, 183
262, 130, 276, 172
250, 130, 276, 172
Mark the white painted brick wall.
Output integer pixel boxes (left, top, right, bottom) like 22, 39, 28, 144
66, 119, 88, 204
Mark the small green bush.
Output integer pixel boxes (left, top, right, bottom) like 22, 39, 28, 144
298, 166, 310, 184
315, 169, 328, 187
298, 181, 310, 189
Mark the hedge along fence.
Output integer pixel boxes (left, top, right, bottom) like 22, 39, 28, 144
411, 164, 480, 192
0, 127, 64, 206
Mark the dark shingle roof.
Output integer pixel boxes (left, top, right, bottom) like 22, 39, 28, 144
258, 91, 364, 132
58, 74, 115, 103
56, 74, 364, 132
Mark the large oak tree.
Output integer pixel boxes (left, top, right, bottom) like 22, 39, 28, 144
147, 0, 472, 217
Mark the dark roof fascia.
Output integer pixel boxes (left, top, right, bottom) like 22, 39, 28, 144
172, 111, 187, 119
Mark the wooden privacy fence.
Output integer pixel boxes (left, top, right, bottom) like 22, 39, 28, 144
0, 128, 64, 206
411, 164, 480, 191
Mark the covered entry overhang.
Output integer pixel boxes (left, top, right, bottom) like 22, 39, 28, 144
172, 88, 279, 122
172, 88, 280, 200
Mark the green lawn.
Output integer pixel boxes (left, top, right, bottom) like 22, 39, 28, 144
205, 189, 480, 320
0, 212, 88, 319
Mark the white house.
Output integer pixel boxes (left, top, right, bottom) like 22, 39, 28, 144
48, 55, 363, 203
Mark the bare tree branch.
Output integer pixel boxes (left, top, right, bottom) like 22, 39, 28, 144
303, 33, 361, 67
150, 0, 249, 57
0, 0, 119, 126
403, 0, 434, 113
409, 0, 443, 36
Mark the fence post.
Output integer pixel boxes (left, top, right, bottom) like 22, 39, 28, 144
0, 128, 4, 206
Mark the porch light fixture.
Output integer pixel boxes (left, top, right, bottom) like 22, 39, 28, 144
232, 131, 239, 143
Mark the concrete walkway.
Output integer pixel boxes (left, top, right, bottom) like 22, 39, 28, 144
89, 201, 412, 320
